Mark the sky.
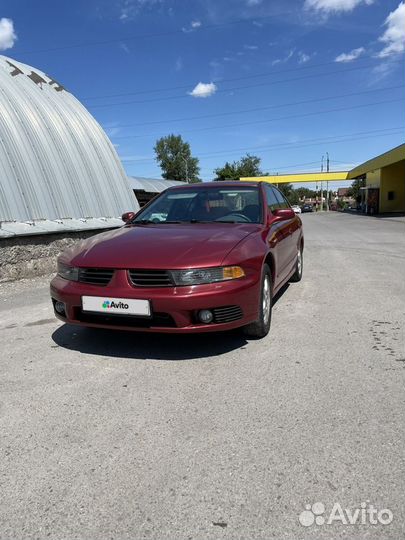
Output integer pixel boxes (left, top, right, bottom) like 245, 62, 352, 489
0, 0, 404, 189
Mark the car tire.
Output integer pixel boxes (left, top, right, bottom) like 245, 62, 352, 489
290, 246, 303, 282
243, 264, 272, 339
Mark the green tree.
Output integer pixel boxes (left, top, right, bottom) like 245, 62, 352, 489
154, 134, 200, 182
347, 177, 365, 202
275, 182, 301, 204
295, 187, 317, 199
214, 154, 262, 180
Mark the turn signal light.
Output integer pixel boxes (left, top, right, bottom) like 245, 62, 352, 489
222, 266, 245, 279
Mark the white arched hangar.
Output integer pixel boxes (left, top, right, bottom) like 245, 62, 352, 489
0, 55, 138, 239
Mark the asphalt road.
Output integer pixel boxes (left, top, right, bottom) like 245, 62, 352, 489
0, 212, 404, 540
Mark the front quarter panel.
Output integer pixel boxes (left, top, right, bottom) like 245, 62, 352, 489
221, 228, 266, 277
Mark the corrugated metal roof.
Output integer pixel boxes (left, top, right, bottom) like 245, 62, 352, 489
0, 55, 138, 236
129, 176, 186, 193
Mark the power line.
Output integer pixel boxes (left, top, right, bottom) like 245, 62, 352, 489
112, 98, 404, 140
17, 12, 293, 55
106, 84, 404, 131
196, 160, 322, 173
83, 53, 397, 101
87, 60, 404, 108
120, 126, 404, 163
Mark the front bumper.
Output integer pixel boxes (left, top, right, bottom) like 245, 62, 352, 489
50, 270, 260, 333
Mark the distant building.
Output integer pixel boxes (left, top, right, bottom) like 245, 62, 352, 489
128, 176, 186, 207
348, 144, 405, 215
335, 187, 355, 208
337, 188, 349, 198
241, 143, 405, 215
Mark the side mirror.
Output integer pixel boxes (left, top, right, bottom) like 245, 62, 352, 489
273, 208, 296, 220
121, 211, 135, 223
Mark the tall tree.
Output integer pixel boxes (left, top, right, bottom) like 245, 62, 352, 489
214, 154, 262, 181
276, 183, 300, 204
154, 134, 200, 182
295, 187, 317, 199
347, 177, 365, 202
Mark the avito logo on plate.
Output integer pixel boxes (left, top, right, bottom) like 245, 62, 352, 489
102, 300, 129, 310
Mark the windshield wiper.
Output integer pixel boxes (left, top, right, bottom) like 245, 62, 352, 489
213, 220, 237, 223
186, 219, 237, 224
133, 219, 155, 224
134, 219, 182, 224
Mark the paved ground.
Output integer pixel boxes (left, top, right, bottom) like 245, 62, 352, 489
0, 212, 404, 540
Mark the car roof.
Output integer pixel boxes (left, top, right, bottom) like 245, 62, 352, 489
167, 181, 260, 190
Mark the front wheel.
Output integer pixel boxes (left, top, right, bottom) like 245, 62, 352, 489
243, 264, 272, 339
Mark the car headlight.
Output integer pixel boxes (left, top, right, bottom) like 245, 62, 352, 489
57, 261, 79, 281
171, 266, 245, 286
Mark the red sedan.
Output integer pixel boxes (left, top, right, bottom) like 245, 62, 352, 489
50, 182, 303, 338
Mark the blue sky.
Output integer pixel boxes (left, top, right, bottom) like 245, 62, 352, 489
0, 0, 404, 187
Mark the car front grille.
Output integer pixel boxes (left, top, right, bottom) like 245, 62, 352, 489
128, 269, 174, 287
78, 268, 114, 286
212, 305, 243, 324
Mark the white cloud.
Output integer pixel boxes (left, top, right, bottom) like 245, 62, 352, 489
370, 60, 398, 83
175, 56, 183, 71
298, 51, 311, 63
335, 46, 365, 62
189, 82, 217, 98
247, 0, 262, 5
119, 0, 163, 21
377, 1, 405, 57
272, 49, 295, 65
244, 44, 258, 50
119, 42, 130, 53
304, 0, 373, 14
182, 20, 202, 33
106, 127, 121, 137
0, 18, 16, 51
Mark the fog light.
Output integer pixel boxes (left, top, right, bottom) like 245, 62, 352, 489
54, 301, 66, 316
198, 309, 213, 324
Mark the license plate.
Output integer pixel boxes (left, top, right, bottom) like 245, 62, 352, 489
82, 296, 151, 317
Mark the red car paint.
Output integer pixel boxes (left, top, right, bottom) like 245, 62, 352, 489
50, 182, 303, 333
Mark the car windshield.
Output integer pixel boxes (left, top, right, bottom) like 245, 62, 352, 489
133, 186, 263, 224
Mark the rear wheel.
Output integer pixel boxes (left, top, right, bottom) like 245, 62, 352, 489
290, 246, 303, 282
243, 264, 272, 339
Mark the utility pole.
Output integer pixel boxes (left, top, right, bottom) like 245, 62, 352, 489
320, 155, 324, 212
326, 151, 329, 212
178, 154, 189, 183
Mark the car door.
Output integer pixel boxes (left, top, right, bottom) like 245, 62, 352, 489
272, 186, 300, 273
263, 184, 293, 284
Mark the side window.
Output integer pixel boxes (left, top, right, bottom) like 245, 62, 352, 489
264, 184, 280, 213
273, 187, 290, 209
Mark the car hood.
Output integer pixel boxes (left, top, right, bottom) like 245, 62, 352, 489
63, 223, 260, 269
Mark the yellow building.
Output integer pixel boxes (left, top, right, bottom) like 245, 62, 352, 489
348, 144, 405, 214
241, 143, 405, 214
